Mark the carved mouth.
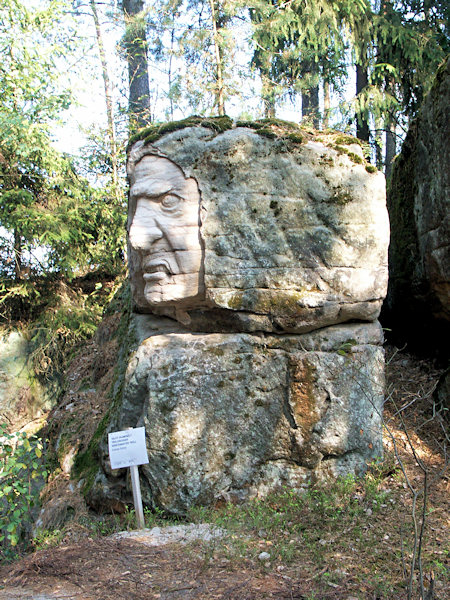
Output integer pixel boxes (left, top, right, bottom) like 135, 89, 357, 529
143, 259, 171, 282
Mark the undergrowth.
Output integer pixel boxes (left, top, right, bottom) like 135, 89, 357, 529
188, 467, 394, 566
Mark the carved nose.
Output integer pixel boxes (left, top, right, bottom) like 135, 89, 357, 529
129, 221, 163, 250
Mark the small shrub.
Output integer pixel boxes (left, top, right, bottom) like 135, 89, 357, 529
0, 424, 47, 560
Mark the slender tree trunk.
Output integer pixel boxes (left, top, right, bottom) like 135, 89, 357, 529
167, 25, 175, 121
262, 74, 276, 117
375, 116, 383, 170
122, 0, 151, 129
14, 229, 23, 280
90, 0, 118, 189
209, 0, 225, 116
356, 60, 370, 141
323, 80, 330, 130
301, 61, 320, 128
302, 86, 319, 128
385, 117, 396, 179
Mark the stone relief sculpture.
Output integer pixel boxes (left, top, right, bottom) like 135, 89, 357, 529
88, 122, 390, 515
127, 151, 203, 310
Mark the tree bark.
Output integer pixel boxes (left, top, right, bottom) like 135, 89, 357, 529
356, 61, 370, 141
323, 80, 330, 130
385, 117, 396, 179
261, 74, 276, 117
302, 85, 319, 128
301, 60, 320, 128
122, 0, 151, 129
375, 116, 383, 170
209, 0, 226, 116
90, 0, 118, 188
14, 229, 23, 280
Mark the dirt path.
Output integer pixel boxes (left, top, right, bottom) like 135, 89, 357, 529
0, 538, 308, 600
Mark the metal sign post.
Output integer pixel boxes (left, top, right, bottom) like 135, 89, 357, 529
108, 427, 149, 530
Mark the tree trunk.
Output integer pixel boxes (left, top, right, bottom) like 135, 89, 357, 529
302, 85, 319, 128
209, 0, 226, 116
301, 60, 320, 128
168, 25, 175, 121
356, 61, 370, 141
261, 74, 276, 117
323, 80, 330, 130
375, 116, 383, 170
385, 117, 396, 179
90, 0, 118, 188
14, 229, 23, 280
122, 0, 151, 129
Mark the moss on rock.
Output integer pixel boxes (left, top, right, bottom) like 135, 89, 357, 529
128, 116, 233, 149
128, 116, 307, 150
236, 118, 305, 144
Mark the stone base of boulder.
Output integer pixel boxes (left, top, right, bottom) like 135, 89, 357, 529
89, 315, 385, 515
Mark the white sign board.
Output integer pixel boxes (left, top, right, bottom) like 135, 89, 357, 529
108, 427, 149, 470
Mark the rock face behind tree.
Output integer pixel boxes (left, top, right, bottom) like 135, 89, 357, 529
85, 122, 390, 515
384, 58, 450, 354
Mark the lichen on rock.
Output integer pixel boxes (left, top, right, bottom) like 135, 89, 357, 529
82, 119, 390, 515
384, 57, 450, 353
127, 122, 389, 333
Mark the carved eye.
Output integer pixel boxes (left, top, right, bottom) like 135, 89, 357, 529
161, 194, 182, 211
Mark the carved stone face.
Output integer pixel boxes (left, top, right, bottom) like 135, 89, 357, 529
128, 155, 203, 307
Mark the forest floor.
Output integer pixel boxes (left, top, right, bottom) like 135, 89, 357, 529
0, 345, 448, 600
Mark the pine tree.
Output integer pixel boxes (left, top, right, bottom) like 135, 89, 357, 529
0, 1, 125, 281
122, 0, 151, 128
249, 1, 351, 125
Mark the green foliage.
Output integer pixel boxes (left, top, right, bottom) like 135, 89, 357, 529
0, 424, 47, 559
29, 284, 104, 379
249, 0, 359, 117
0, 1, 126, 284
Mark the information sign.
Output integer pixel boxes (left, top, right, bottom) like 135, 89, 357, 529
108, 427, 149, 470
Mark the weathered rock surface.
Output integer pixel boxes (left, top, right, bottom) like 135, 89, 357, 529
82, 122, 389, 515
0, 330, 50, 430
89, 315, 385, 515
384, 58, 450, 352
128, 125, 389, 333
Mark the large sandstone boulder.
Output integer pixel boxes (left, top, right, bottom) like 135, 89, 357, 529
127, 122, 389, 333
89, 315, 384, 515
81, 121, 389, 515
384, 58, 450, 353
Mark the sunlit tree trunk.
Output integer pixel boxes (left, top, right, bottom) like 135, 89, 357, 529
209, 0, 226, 116
167, 25, 175, 121
122, 0, 151, 128
90, 0, 118, 189
323, 79, 330, 129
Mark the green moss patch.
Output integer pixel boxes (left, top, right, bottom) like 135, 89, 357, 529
334, 135, 363, 147
128, 116, 233, 148
236, 118, 304, 144
128, 116, 308, 150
